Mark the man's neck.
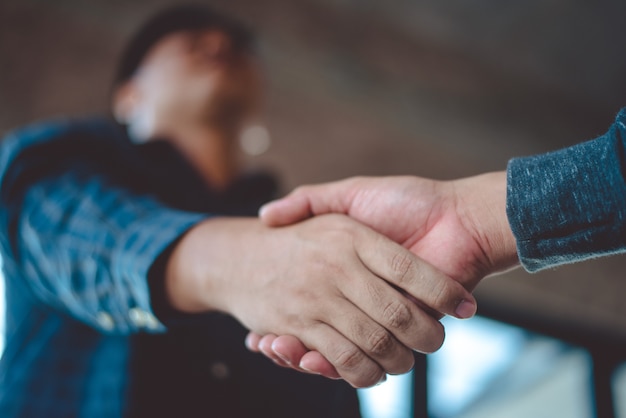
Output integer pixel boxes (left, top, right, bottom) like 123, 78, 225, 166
152, 124, 240, 190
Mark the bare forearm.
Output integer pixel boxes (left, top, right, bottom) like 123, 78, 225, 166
164, 217, 260, 314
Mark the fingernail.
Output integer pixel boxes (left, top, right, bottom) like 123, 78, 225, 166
455, 299, 476, 319
244, 334, 254, 351
258, 203, 269, 218
376, 374, 387, 386
275, 352, 292, 366
298, 361, 320, 375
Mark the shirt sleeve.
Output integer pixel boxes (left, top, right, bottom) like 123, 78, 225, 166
0, 124, 208, 335
506, 108, 626, 272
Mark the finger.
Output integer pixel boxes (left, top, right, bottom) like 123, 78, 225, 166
245, 332, 263, 352
299, 322, 386, 388
316, 296, 415, 376
251, 333, 320, 375
259, 194, 314, 226
267, 335, 339, 378
259, 334, 291, 368
259, 179, 356, 226
340, 268, 447, 355
299, 351, 341, 379
266, 335, 341, 379
356, 231, 477, 320
270, 335, 309, 367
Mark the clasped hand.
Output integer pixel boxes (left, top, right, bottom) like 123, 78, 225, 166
167, 211, 476, 388
245, 173, 518, 386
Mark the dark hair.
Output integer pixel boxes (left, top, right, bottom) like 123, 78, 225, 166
113, 4, 254, 87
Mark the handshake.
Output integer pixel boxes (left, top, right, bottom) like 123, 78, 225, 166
171, 115, 626, 389
237, 172, 519, 388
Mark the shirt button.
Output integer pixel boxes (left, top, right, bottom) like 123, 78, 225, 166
96, 312, 115, 331
129, 308, 161, 330
210, 361, 230, 380
143, 312, 161, 330
129, 308, 147, 327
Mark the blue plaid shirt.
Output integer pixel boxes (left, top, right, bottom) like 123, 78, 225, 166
0, 118, 360, 418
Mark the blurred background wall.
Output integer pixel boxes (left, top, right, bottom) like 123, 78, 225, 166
2, 1, 626, 417
2, 0, 626, 187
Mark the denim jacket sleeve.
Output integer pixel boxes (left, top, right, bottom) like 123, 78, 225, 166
0, 120, 207, 335
506, 108, 626, 272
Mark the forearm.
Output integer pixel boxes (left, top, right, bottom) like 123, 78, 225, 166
164, 217, 261, 314
2, 170, 205, 334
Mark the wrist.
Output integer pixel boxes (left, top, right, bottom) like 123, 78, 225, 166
165, 218, 242, 314
164, 217, 266, 315
164, 220, 213, 313
455, 171, 519, 275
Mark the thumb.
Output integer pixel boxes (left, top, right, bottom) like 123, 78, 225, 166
259, 180, 355, 226
259, 194, 314, 226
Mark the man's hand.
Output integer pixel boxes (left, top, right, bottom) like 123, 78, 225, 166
260, 173, 518, 286
248, 172, 519, 378
165, 214, 477, 388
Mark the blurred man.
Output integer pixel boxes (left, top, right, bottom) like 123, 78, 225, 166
0, 5, 473, 417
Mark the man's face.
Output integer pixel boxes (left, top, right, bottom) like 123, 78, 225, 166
118, 29, 261, 135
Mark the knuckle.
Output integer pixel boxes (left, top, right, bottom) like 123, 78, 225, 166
317, 215, 353, 235
432, 280, 455, 310
390, 251, 415, 285
382, 300, 414, 332
292, 184, 311, 197
367, 328, 396, 357
333, 346, 365, 372
313, 254, 347, 282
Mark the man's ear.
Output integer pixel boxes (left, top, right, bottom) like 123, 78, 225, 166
112, 81, 140, 124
